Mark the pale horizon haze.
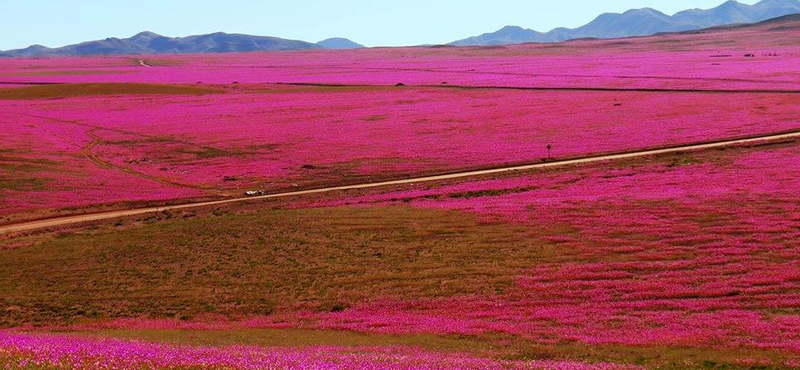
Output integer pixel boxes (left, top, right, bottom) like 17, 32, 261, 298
0, 0, 761, 50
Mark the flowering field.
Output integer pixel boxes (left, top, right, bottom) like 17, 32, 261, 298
0, 331, 647, 370
2, 16, 800, 220
3, 14, 800, 370
3, 140, 800, 368
288, 139, 800, 351
3, 75, 800, 220
4, 85, 799, 218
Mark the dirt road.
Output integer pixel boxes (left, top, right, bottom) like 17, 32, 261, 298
2, 129, 799, 235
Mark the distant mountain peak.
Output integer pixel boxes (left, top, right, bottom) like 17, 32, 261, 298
316, 38, 365, 50
716, 1, 746, 10
132, 31, 162, 38
625, 7, 666, 15
500, 25, 526, 31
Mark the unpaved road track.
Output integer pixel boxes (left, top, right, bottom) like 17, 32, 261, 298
281, 82, 800, 95
2, 130, 800, 235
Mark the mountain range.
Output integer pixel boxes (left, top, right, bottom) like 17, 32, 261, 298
0, 32, 364, 58
2, 0, 799, 57
451, 0, 800, 45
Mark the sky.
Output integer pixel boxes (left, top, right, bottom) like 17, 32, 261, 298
0, 0, 761, 50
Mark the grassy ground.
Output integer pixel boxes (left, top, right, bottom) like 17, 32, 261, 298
0, 206, 569, 326
3, 200, 799, 369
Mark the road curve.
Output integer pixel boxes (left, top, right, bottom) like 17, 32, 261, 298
2, 130, 800, 235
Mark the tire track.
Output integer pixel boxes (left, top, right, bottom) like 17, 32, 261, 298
81, 128, 221, 193
10, 112, 227, 195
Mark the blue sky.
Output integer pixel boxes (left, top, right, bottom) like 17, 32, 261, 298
0, 0, 760, 50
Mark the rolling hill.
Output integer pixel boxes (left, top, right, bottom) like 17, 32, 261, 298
316, 38, 365, 49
